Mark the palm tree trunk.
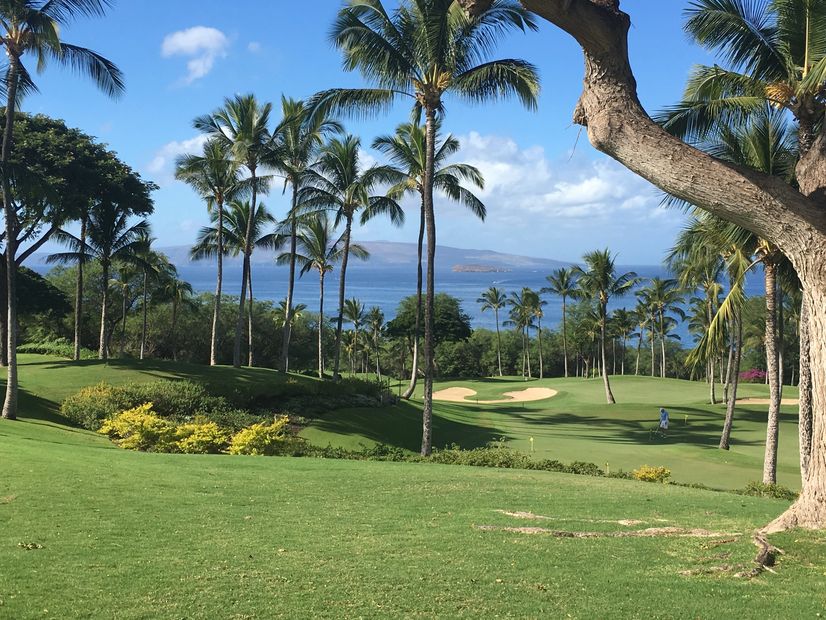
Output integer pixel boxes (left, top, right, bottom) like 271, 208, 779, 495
762, 261, 781, 484
420, 107, 438, 456
659, 310, 666, 378
140, 272, 148, 360
621, 335, 626, 375
98, 261, 110, 361
332, 217, 352, 379
0, 261, 7, 368
526, 327, 533, 379
375, 332, 382, 382
403, 201, 425, 398
799, 294, 813, 480
601, 303, 616, 404
210, 199, 224, 366
247, 265, 254, 367
74, 216, 87, 361
537, 318, 544, 379
494, 307, 502, 377
119, 286, 127, 357
709, 358, 717, 405
281, 185, 299, 373
171, 297, 179, 362
635, 329, 642, 376
234, 165, 257, 368
612, 337, 616, 375
649, 318, 655, 377
719, 310, 743, 450
561, 297, 569, 378
1, 57, 20, 420
318, 271, 325, 379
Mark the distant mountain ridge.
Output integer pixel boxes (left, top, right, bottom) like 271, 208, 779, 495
152, 240, 572, 272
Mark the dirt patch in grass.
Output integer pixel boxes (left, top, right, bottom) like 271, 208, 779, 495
496, 510, 648, 527
737, 397, 799, 406
433, 387, 558, 404
476, 524, 736, 538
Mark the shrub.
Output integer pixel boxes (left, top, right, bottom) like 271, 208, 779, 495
18, 338, 96, 360
740, 481, 798, 501
228, 417, 290, 456
61, 383, 134, 429
632, 465, 671, 483
175, 420, 230, 454
431, 442, 531, 469
98, 404, 177, 452
739, 368, 767, 383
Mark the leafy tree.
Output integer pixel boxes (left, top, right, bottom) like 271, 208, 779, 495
386, 293, 472, 347
0, 0, 124, 418
316, 0, 539, 454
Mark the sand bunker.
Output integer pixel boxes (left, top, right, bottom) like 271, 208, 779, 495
737, 397, 799, 406
432, 386, 558, 404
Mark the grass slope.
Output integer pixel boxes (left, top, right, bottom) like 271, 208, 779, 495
0, 356, 824, 617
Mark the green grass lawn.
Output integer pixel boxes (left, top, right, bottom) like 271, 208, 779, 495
1, 355, 824, 618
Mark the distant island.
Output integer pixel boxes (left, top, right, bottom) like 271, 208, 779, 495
452, 264, 512, 273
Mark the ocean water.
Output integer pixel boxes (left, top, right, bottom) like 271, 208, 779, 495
175, 260, 766, 338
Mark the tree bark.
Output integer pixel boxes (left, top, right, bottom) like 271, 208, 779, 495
659, 310, 666, 378
635, 329, 642, 375
403, 200, 425, 398
247, 264, 254, 368
234, 165, 257, 368
98, 261, 110, 361
420, 107, 437, 456
74, 216, 87, 361
537, 318, 544, 379
332, 216, 352, 380
561, 296, 569, 377
799, 294, 813, 481
600, 300, 615, 404
281, 186, 299, 373
720, 310, 743, 450
119, 285, 128, 357
762, 260, 781, 484
1, 57, 20, 420
210, 199, 224, 366
494, 306, 503, 376
140, 272, 148, 360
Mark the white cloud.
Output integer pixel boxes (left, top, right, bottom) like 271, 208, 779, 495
247, 41, 262, 54
146, 135, 209, 184
161, 26, 229, 84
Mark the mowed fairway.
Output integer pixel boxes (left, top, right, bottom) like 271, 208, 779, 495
1, 355, 824, 618
303, 375, 803, 489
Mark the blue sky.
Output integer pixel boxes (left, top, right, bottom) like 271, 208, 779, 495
25, 1, 714, 264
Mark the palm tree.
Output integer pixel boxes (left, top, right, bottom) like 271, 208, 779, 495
158, 272, 194, 362
269, 96, 342, 373
506, 288, 537, 380
611, 308, 636, 376
631, 302, 650, 377
129, 234, 172, 361
0, 0, 124, 419
542, 267, 579, 378
478, 286, 507, 376
298, 135, 402, 380
343, 298, 366, 375
574, 250, 638, 404
111, 261, 139, 357
314, 0, 539, 455
191, 199, 277, 367
374, 121, 486, 395
194, 94, 273, 368
278, 213, 369, 378
49, 206, 149, 360
366, 306, 385, 381
175, 139, 243, 366
642, 278, 685, 378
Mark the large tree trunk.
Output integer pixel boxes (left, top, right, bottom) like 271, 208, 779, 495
318, 271, 325, 379
763, 260, 781, 484
74, 216, 87, 361
420, 107, 437, 456
280, 186, 299, 373
98, 262, 110, 361
1, 58, 20, 420
332, 217, 352, 380
210, 199, 224, 366
487, 0, 826, 530
0, 262, 7, 368
719, 310, 743, 450
403, 200, 425, 398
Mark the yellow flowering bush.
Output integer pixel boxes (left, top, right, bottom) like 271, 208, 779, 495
175, 420, 230, 454
228, 417, 290, 455
98, 403, 177, 452
632, 465, 671, 484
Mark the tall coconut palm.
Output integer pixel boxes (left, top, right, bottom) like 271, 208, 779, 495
49, 207, 149, 361
270, 96, 342, 373
643, 278, 686, 378
314, 0, 539, 455
374, 121, 486, 395
574, 250, 638, 404
0, 0, 124, 419
278, 213, 369, 379
158, 271, 194, 362
194, 94, 273, 368
175, 139, 243, 366
478, 286, 507, 376
111, 261, 139, 357
298, 135, 403, 380
611, 308, 636, 376
343, 298, 366, 375
542, 267, 579, 378
130, 233, 171, 361
506, 288, 537, 380
191, 199, 277, 367
366, 306, 385, 381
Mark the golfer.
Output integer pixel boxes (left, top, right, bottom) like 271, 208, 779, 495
659, 408, 669, 431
